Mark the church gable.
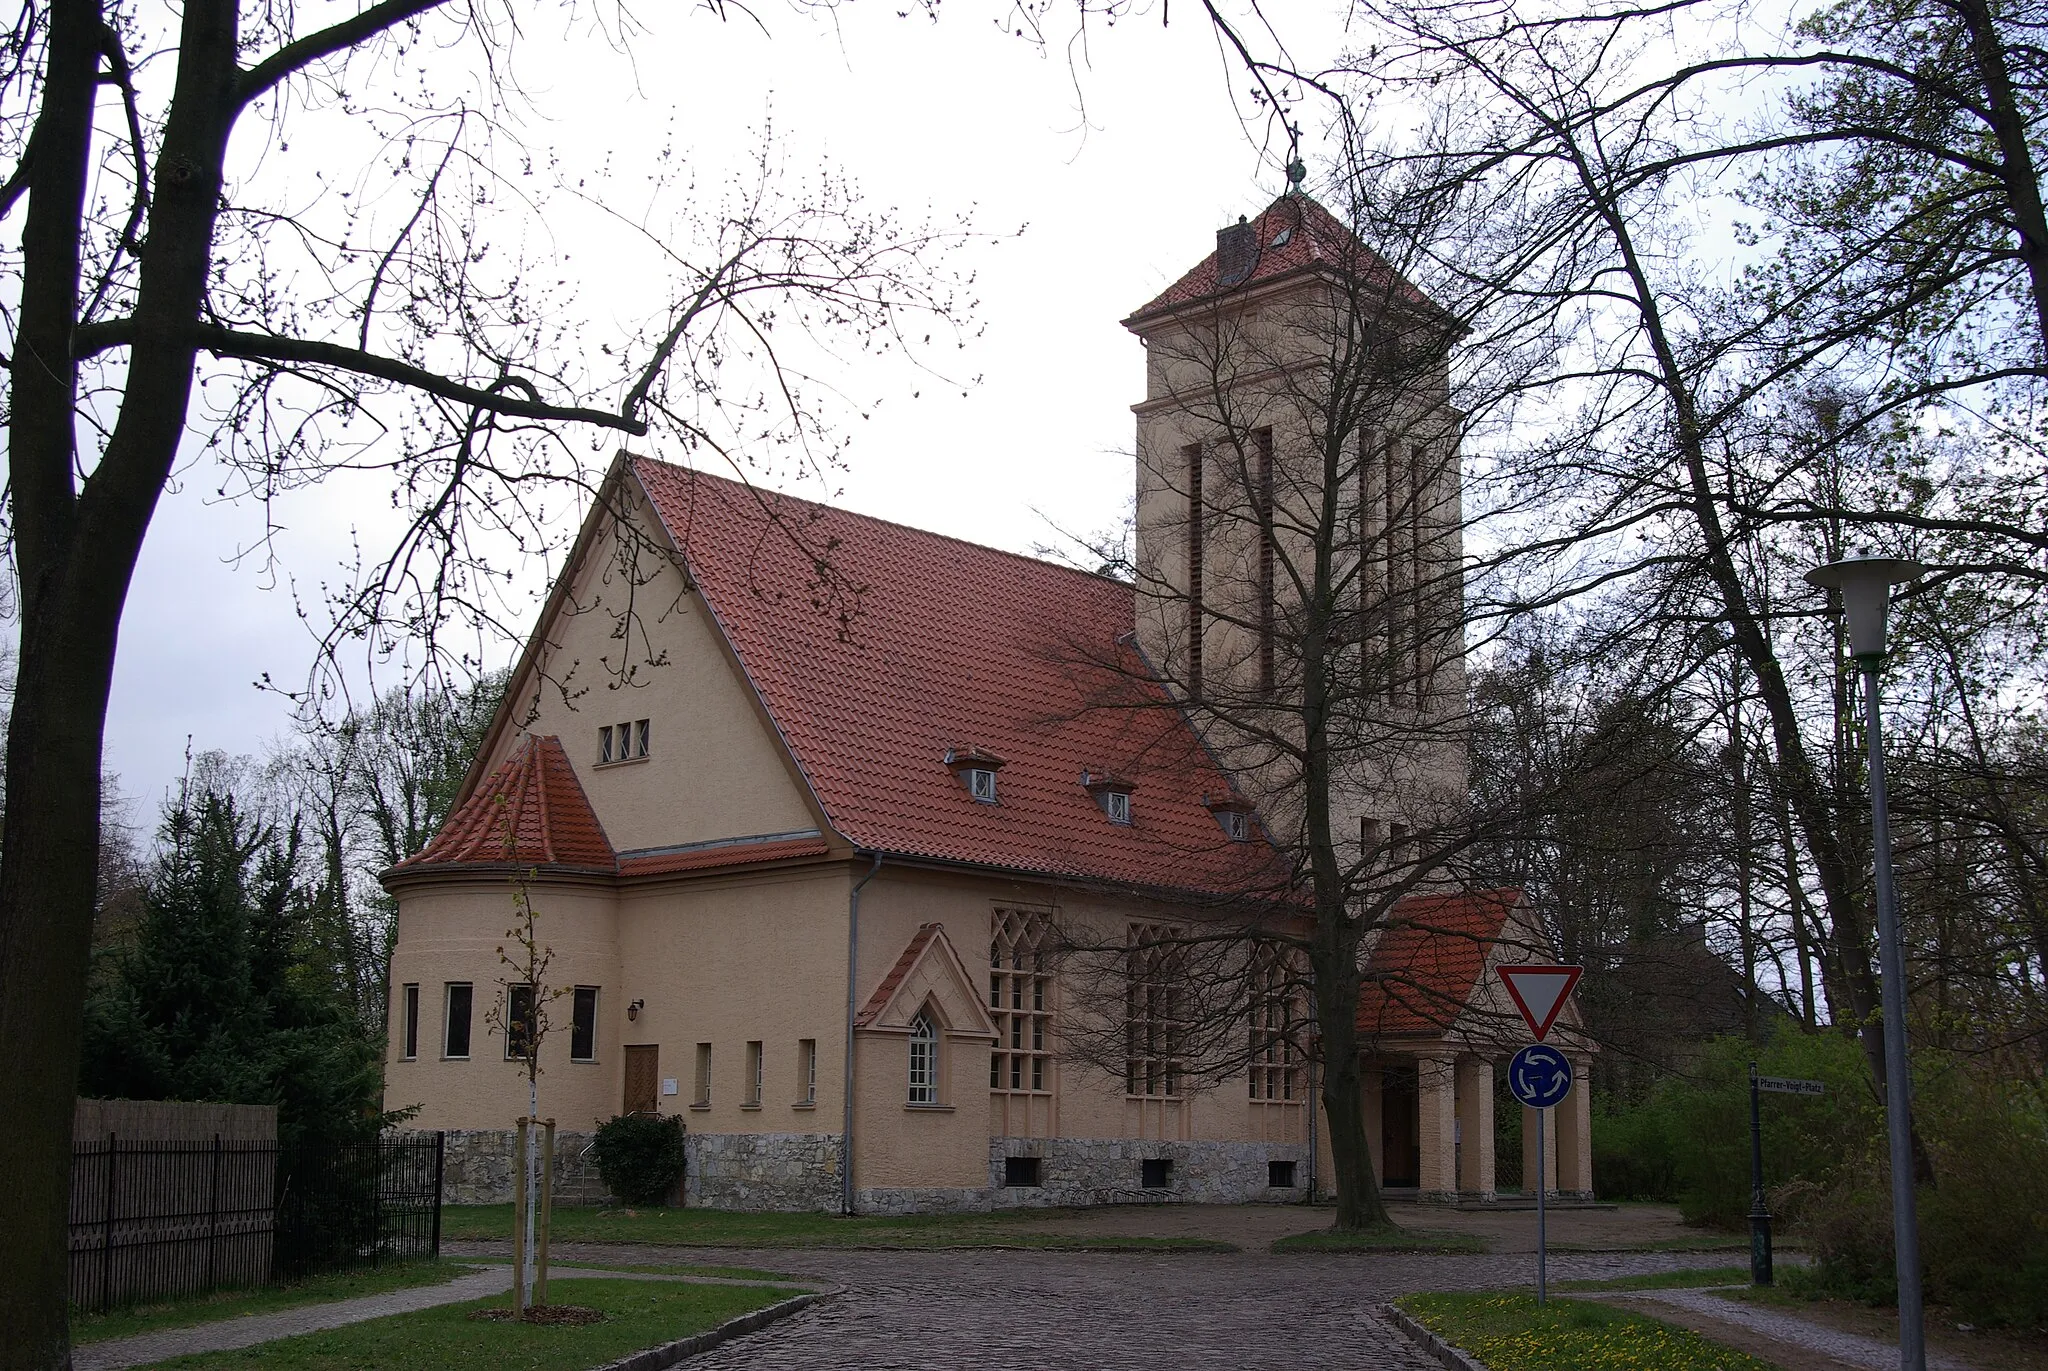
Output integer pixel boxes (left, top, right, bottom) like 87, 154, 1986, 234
464, 463, 826, 859
855, 923, 997, 1040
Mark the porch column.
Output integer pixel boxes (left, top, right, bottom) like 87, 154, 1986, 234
1456, 1056, 1495, 1199
1522, 1103, 1558, 1197
1556, 1053, 1595, 1197
1416, 1053, 1457, 1203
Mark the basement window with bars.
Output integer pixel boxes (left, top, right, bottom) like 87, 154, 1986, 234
990, 908, 1054, 1094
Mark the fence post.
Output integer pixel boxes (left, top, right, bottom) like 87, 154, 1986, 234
207, 1134, 223, 1293
431, 1133, 445, 1259
100, 1133, 118, 1313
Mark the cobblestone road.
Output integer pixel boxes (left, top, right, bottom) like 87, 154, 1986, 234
532, 1242, 1732, 1371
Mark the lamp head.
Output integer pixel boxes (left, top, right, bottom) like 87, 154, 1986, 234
627, 998, 645, 1022
1805, 549, 1923, 664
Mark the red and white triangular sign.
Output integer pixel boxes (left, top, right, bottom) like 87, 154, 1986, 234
1499, 964, 1583, 1042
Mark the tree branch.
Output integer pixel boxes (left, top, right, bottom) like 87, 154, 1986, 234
235, 0, 450, 109
75, 317, 647, 433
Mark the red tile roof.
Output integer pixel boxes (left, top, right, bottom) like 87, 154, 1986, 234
395, 738, 826, 881
1125, 193, 1433, 325
854, 923, 942, 1028
1356, 888, 1521, 1037
616, 835, 831, 878
398, 735, 617, 873
634, 458, 1282, 899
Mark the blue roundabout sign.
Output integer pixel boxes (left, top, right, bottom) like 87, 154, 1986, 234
1508, 1043, 1574, 1109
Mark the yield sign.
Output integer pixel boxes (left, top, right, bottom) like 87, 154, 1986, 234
1498, 964, 1583, 1042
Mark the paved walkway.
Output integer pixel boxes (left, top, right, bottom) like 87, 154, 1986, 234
525, 1242, 1734, 1371
73, 1264, 815, 1371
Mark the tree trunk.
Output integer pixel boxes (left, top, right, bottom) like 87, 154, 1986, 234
1318, 992, 1389, 1230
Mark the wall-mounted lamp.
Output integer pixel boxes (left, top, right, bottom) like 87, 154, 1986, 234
627, 999, 645, 1022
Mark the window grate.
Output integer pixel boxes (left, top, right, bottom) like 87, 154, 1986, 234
990, 909, 1054, 1095
1124, 925, 1184, 1098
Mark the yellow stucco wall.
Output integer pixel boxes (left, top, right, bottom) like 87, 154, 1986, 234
485, 479, 820, 855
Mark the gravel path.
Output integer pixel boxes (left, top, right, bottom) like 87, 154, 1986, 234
1609, 1287, 1978, 1371
71, 1264, 812, 1371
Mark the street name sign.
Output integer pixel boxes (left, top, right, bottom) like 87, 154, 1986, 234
1499, 964, 1584, 1041
1756, 1076, 1824, 1097
1508, 1043, 1574, 1109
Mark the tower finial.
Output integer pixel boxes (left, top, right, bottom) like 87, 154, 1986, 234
1285, 123, 1306, 194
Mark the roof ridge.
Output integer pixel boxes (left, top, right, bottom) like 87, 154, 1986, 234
631, 456, 1133, 591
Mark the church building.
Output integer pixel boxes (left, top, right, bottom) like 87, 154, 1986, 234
381, 191, 1594, 1212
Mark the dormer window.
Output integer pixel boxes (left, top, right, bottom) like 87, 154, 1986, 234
944, 746, 1007, 804
1205, 793, 1255, 842
1082, 771, 1135, 826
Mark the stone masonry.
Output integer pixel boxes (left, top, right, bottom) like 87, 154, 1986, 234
413, 1128, 616, 1206
989, 1135, 1310, 1209
686, 1131, 842, 1212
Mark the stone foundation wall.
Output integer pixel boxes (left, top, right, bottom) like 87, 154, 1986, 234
685, 1131, 841, 1212
986, 1135, 1310, 1209
406, 1128, 617, 1206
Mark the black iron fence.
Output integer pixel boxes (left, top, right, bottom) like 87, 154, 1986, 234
70, 1132, 444, 1312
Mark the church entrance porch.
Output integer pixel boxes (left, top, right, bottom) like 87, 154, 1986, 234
1354, 1047, 1593, 1205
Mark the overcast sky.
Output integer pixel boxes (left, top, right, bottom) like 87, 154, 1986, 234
98, 3, 1366, 823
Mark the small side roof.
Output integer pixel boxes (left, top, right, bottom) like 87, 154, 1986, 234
395, 735, 616, 874
1356, 888, 1522, 1038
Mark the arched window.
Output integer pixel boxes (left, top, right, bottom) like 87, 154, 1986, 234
908, 1012, 939, 1105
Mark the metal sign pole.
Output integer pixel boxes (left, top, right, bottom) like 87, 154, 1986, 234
1749, 1064, 1773, 1285
1536, 1106, 1546, 1305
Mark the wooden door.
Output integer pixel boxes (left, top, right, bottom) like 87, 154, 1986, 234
624, 1045, 659, 1115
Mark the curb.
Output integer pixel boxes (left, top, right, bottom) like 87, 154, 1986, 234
590, 1289, 832, 1371
1380, 1303, 1490, 1371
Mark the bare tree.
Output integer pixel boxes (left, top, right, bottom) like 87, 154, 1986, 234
0, 2, 990, 1361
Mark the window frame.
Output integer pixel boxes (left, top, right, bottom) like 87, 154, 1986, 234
1124, 926, 1184, 1099
692, 1042, 712, 1108
443, 982, 473, 1060
598, 718, 651, 767
569, 986, 598, 1063
504, 983, 536, 1061
400, 983, 420, 1060
990, 908, 1054, 1096
744, 1040, 764, 1108
907, 1011, 940, 1105
799, 1038, 818, 1105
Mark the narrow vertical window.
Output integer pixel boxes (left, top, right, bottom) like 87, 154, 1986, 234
1256, 426, 1275, 695
599, 725, 614, 764
570, 987, 597, 1062
745, 1041, 764, 1106
1359, 428, 1383, 692
1184, 441, 1204, 697
1384, 434, 1404, 704
908, 1012, 939, 1105
800, 1039, 818, 1104
693, 1042, 712, 1106
401, 984, 420, 1060
636, 718, 651, 758
990, 909, 1053, 1096
443, 983, 473, 1059
1409, 442, 1429, 706
504, 983, 536, 1060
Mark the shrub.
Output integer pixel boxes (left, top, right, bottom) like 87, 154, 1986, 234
589, 1114, 686, 1206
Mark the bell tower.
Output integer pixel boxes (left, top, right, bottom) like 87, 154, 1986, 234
1119, 190, 1469, 855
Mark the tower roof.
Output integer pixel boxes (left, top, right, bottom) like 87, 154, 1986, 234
1123, 193, 1435, 327
398, 734, 617, 873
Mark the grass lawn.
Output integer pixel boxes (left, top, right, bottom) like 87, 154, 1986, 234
1556, 1266, 1753, 1292
1397, 1292, 1782, 1371
1270, 1225, 1487, 1254
440, 1204, 1235, 1251
71, 1261, 477, 1347
138, 1278, 792, 1371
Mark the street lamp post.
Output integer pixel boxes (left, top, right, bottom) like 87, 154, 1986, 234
1805, 549, 1926, 1371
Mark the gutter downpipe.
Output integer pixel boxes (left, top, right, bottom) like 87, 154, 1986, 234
841, 852, 884, 1216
